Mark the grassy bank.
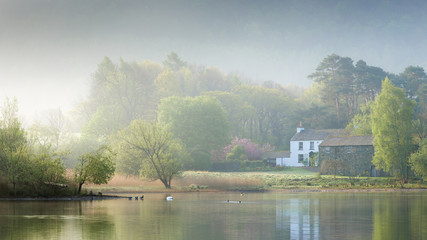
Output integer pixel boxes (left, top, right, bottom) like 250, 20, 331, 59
85, 168, 427, 193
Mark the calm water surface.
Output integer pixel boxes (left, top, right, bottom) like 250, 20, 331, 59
0, 191, 425, 240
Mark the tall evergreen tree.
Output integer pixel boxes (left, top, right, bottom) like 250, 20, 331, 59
308, 54, 356, 127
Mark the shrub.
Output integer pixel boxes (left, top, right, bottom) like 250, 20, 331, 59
226, 145, 248, 162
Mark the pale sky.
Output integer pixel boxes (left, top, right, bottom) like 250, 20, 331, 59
1, 0, 427, 123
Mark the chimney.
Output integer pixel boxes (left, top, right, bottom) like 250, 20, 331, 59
297, 122, 304, 133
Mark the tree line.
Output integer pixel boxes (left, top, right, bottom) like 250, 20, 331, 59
1, 53, 426, 192
307, 54, 427, 129
76, 53, 425, 183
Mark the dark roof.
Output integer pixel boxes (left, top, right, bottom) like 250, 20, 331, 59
263, 151, 290, 159
290, 129, 348, 141
319, 136, 373, 147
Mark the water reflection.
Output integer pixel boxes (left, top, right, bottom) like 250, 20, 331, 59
274, 192, 426, 240
0, 192, 425, 239
276, 198, 320, 239
372, 193, 426, 240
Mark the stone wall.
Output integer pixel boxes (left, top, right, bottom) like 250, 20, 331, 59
319, 145, 374, 176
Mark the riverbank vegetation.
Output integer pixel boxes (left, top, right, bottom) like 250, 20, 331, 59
0, 99, 114, 197
83, 170, 427, 194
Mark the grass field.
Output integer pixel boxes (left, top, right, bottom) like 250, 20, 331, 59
84, 168, 426, 193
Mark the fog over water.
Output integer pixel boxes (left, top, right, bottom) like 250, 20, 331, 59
1, 0, 427, 122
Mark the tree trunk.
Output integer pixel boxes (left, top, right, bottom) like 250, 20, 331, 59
249, 119, 253, 140
335, 97, 341, 126
160, 177, 171, 189
78, 182, 84, 194
13, 182, 16, 196
163, 181, 171, 189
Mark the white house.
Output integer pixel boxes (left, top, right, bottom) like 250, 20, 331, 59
276, 125, 346, 167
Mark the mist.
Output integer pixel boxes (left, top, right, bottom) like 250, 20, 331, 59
1, 0, 427, 121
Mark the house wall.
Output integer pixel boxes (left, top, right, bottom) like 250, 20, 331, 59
318, 145, 374, 176
277, 140, 323, 167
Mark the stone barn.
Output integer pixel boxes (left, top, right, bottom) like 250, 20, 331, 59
318, 135, 380, 176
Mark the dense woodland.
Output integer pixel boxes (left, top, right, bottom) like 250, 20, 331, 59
74, 53, 426, 153
60, 53, 427, 174
1, 53, 426, 194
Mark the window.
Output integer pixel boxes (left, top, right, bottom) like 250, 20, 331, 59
346, 147, 351, 153
299, 142, 303, 150
298, 154, 304, 163
325, 147, 330, 154
310, 141, 314, 150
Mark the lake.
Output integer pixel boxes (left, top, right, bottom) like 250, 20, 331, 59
0, 191, 425, 240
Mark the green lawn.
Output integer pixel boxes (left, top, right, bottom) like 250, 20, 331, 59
180, 169, 426, 191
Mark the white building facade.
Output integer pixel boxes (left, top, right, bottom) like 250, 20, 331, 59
276, 127, 345, 167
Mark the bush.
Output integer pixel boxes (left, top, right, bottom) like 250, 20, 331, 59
189, 184, 200, 191
226, 145, 248, 162
240, 160, 264, 169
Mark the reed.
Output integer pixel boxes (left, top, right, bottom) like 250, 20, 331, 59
82, 169, 427, 193
175, 171, 264, 190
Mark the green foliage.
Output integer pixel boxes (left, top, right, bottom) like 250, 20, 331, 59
354, 60, 386, 102
155, 69, 182, 97
25, 147, 67, 196
413, 119, 427, 143
114, 120, 185, 188
297, 102, 338, 129
82, 105, 123, 141
163, 52, 187, 71
198, 67, 230, 92
234, 85, 297, 149
203, 91, 254, 138
73, 54, 427, 166
0, 98, 29, 195
307, 55, 399, 129
346, 102, 373, 135
308, 54, 356, 127
226, 145, 248, 162
239, 160, 267, 171
0, 98, 70, 197
309, 152, 318, 167
371, 77, 416, 179
80, 57, 162, 139
74, 146, 115, 194
110, 134, 141, 176
158, 96, 229, 170
398, 66, 427, 98
409, 139, 427, 178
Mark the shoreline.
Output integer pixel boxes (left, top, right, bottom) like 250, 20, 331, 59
96, 188, 427, 194
0, 195, 128, 201
2, 188, 426, 201
268, 188, 427, 193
